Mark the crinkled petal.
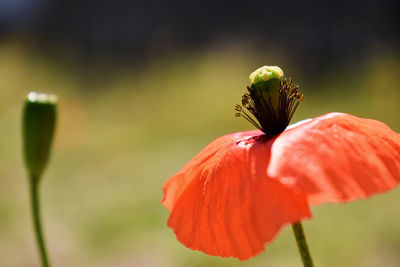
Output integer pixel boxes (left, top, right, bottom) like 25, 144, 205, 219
163, 132, 311, 260
162, 130, 260, 212
268, 112, 400, 205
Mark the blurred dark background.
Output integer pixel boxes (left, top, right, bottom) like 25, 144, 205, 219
1, 0, 399, 73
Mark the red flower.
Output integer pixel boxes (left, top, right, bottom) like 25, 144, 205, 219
162, 112, 400, 260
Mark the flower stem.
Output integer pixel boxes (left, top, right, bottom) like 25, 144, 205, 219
292, 222, 314, 267
30, 176, 50, 267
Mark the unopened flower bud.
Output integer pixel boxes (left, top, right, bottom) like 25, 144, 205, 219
23, 92, 57, 181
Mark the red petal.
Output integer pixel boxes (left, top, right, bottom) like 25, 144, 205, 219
268, 113, 400, 205
162, 130, 260, 212
162, 131, 311, 260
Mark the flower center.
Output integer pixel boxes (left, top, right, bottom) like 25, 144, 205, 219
235, 77, 304, 137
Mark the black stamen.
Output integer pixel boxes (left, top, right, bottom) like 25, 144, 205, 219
234, 77, 304, 137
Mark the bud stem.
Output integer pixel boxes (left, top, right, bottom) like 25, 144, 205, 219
292, 222, 314, 267
29, 176, 51, 267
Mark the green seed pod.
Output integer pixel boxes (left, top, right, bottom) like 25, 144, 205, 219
236, 65, 304, 137
249, 66, 284, 110
23, 92, 57, 181
250, 78, 282, 110
249, 65, 283, 84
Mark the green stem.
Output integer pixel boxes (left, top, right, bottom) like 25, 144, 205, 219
30, 176, 50, 267
292, 222, 314, 267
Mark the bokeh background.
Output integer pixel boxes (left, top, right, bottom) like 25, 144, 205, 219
1, 0, 400, 266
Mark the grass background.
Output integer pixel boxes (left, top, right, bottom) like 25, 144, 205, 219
0, 38, 400, 267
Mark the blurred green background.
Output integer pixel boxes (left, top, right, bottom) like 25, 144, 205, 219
1, 1, 400, 266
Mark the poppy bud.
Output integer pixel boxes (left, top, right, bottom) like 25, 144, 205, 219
23, 92, 57, 181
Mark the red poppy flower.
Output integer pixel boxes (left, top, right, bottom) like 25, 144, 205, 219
162, 66, 400, 260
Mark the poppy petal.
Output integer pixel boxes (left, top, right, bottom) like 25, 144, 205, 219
162, 130, 260, 212
163, 132, 311, 260
268, 112, 400, 205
